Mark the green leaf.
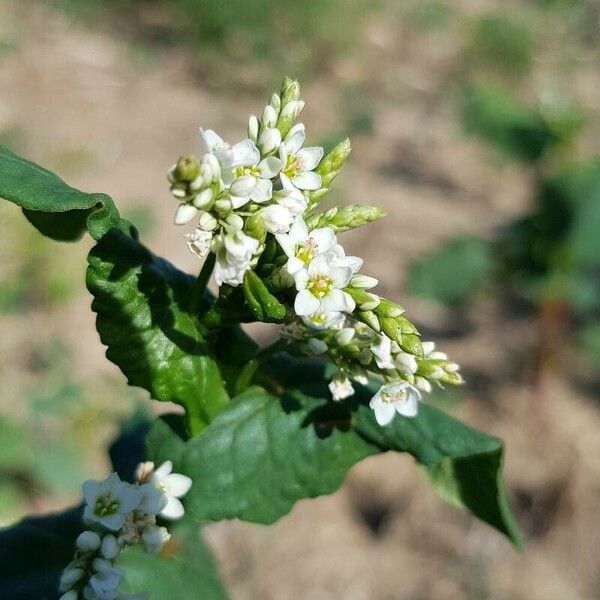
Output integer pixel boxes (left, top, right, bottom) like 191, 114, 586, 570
120, 517, 229, 600
407, 235, 496, 306
461, 86, 559, 163
0, 145, 119, 241
150, 360, 521, 547
86, 222, 228, 435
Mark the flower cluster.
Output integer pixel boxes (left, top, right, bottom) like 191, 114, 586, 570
59, 461, 191, 600
170, 77, 463, 426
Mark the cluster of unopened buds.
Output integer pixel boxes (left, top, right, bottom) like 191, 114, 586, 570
59, 461, 191, 600
170, 77, 463, 426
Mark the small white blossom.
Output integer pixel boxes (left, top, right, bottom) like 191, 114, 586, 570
293, 254, 355, 317
258, 204, 295, 234
329, 376, 355, 401
395, 352, 418, 374
88, 562, 123, 600
301, 311, 346, 330
185, 228, 212, 259
213, 229, 260, 287
279, 124, 323, 191
276, 219, 336, 275
369, 381, 421, 425
273, 176, 308, 217
370, 335, 395, 370
142, 525, 171, 554
151, 461, 193, 520
82, 473, 142, 532
258, 127, 282, 155
138, 482, 168, 515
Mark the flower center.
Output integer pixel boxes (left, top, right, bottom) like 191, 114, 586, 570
295, 238, 318, 264
307, 312, 327, 326
94, 494, 120, 517
381, 388, 407, 404
307, 274, 333, 298
234, 165, 260, 178
283, 154, 300, 178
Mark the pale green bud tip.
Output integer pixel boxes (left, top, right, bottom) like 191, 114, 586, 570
175, 155, 200, 182
281, 77, 301, 105
350, 274, 379, 289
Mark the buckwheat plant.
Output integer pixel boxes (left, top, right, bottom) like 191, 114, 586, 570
0, 78, 521, 599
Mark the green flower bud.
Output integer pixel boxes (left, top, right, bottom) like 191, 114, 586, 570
315, 138, 351, 188
244, 214, 267, 244
379, 316, 402, 345
440, 371, 464, 385
374, 298, 404, 317
357, 310, 380, 332
400, 333, 423, 357
175, 155, 200, 182
280, 77, 301, 106
306, 204, 386, 233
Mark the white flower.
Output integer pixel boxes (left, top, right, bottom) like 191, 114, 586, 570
328, 243, 363, 274
293, 254, 355, 317
369, 381, 421, 425
88, 563, 123, 600
302, 311, 346, 330
279, 124, 323, 191
213, 229, 260, 287
138, 482, 168, 515
258, 127, 282, 155
273, 176, 308, 217
76, 530, 102, 552
329, 376, 355, 401
185, 228, 212, 259
151, 461, 193, 520
142, 525, 171, 554
259, 204, 295, 234
82, 473, 142, 532
276, 219, 336, 275
370, 335, 395, 370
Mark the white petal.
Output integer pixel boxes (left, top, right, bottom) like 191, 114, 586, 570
199, 128, 224, 152
297, 146, 324, 171
230, 174, 256, 198
284, 123, 306, 154
285, 256, 306, 275
160, 496, 185, 520
250, 177, 273, 203
259, 156, 283, 179
307, 253, 331, 277
310, 227, 336, 254
138, 483, 168, 515
99, 513, 125, 532
370, 398, 396, 426
82, 479, 104, 507
165, 473, 193, 498
329, 266, 352, 288
294, 289, 320, 316
231, 139, 260, 166
292, 171, 322, 191
294, 268, 309, 290
321, 289, 353, 313
230, 195, 251, 209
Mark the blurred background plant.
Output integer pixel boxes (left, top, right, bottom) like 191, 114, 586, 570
1, 0, 599, 598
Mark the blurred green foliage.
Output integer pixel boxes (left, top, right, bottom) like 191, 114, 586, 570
54, 0, 377, 75
407, 236, 495, 307
467, 14, 533, 76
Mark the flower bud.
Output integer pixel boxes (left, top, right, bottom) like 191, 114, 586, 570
198, 211, 218, 231
262, 105, 278, 128
329, 376, 354, 401
350, 274, 379, 289
59, 566, 85, 591
230, 174, 256, 198
258, 127, 282, 155
270, 93, 281, 111
226, 213, 244, 230
315, 138, 351, 188
174, 203, 199, 225
142, 525, 171, 554
358, 293, 380, 311
170, 185, 187, 199
308, 338, 328, 355
59, 591, 78, 600
259, 204, 294, 234
214, 198, 232, 214
374, 298, 404, 317
201, 153, 221, 183
100, 534, 120, 560
336, 327, 355, 346
358, 310, 380, 332
76, 530, 102, 552
188, 175, 204, 192
174, 155, 200, 182
277, 100, 305, 136
248, 115, 259, 142
244, 213, 267, 243
280, 77, 301, 106
192, 187, 214, 208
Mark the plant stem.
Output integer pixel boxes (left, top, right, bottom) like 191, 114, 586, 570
188, 252, 215, 315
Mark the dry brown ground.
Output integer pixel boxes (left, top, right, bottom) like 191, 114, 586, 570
1, 1, 600, 598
